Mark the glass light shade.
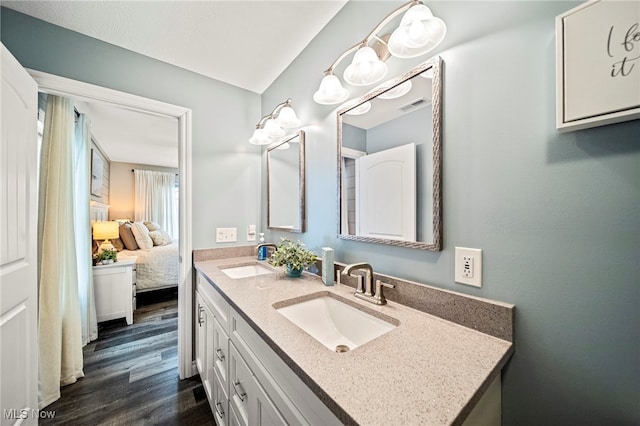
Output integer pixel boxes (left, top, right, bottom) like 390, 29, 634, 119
249, 128, 271, 145
263, 118, 285, 137
276, 106, 301, 128
343, 46, 387, 86
275, 142, 291, 150
313, 74, 349, 105
93, 221, 119, 240
378, 80, 413, 100
388, 5, 446, 59
345, 101, 372, 115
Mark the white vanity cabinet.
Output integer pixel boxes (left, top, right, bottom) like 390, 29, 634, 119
195, 271, 341, 426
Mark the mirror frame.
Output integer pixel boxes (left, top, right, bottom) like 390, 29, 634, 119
336, 56, 442, 251
267, 130, 306, 233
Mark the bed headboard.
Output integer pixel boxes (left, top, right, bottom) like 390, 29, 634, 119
90, 201, 109, 222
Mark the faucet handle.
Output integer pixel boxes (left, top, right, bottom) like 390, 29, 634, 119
373, 280, 395, 305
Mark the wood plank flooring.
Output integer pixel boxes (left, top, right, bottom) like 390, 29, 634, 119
41, 289, 215, 426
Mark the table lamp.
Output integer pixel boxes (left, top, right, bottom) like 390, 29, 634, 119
93, 221, 119, 254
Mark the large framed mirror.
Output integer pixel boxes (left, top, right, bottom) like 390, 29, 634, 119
337, 56, 442, 251
267, 130, 305, 232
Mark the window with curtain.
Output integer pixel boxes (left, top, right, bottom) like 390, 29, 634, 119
134, 170, 178, 239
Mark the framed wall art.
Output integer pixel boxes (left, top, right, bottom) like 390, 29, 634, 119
91, 149, 103, 197
556, 0, 640, 132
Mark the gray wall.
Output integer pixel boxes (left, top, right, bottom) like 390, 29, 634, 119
261, 1, 640, 424
1, 7, 262, 250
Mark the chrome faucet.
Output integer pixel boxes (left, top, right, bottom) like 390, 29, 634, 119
342, 263, 395, 305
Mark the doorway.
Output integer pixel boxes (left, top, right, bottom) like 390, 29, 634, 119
30, 69, 194, 380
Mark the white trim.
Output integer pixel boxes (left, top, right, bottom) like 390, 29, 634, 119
29, 69, 195, 379
341, 147, 366, 159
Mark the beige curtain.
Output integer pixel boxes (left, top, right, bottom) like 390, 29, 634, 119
38, 95, 84, 408
134, 169, 177, 238
75, 113, 97, 345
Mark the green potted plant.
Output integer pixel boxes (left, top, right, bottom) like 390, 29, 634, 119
97, 248, 117, 265
270, 238, 317, 278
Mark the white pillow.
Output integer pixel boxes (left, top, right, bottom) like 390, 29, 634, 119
149, 229, 172, 246
130, 222, 153, 250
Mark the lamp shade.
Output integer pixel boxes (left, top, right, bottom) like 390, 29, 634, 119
343, 46, 387, 86
378, 80, 413, 100
313, 74, 349, 105
263, 118, 285, 137
249, 128, 271, 145
93, 221, 119, 241
276, 106, 301, 128
388, 4, 446, 59
345, 101, 372, 116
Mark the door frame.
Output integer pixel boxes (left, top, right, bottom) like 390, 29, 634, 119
28, 69, 194, 379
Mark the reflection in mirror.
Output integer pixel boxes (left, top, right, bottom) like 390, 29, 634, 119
267, 130, 305, 232
337, 56, 441, 251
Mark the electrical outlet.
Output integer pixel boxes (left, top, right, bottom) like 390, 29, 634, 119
216, 227, 237, 243
455, 247, 482, 287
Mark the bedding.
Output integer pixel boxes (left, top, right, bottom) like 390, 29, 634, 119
118, 242, 179, 292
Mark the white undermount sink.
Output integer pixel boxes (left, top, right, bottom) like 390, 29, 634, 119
275, 293, 397, 352
221, 263, 273, 279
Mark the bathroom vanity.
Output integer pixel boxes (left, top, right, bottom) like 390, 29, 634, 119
194, 254, 513, 425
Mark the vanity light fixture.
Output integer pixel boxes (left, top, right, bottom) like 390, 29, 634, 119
249, 98, 301, 145
313, 0, 446, 105
378, 79, 413, 100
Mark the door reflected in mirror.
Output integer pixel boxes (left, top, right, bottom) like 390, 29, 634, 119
338, 57, 442, 251
267, 130, 305, 232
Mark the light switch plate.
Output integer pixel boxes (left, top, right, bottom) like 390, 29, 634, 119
216, 227, 237, 243
455, 247, 482, 287
247, 225, 256, 241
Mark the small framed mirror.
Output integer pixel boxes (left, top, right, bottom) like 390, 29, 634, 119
267, 130, 305, 232
337, 56, 442, 251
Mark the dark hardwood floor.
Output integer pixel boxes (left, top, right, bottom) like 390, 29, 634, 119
42, 289, 215, 426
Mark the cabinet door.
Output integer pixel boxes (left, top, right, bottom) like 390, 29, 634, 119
195, 293, 207, 381
229, 342, 286, 426
213, 316, 229, 392
212, 367, 229, 426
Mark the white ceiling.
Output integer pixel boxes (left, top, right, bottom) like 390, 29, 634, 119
5, 0, 347, 167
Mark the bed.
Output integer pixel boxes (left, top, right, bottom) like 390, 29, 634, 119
91, 201, 179, 293
118, 243, 179, 292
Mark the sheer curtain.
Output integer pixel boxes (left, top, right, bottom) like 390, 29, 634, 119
74, 113, 97, 346
37, 95, 84, 408
134, 170, 177, 239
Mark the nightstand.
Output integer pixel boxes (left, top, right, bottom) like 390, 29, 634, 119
93, 257, 137, 325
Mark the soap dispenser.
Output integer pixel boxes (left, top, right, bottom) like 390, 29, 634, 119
257, 233, 267, 260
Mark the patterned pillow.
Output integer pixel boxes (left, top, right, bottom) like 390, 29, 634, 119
144, 221, 161, 232
130, 221, 153, 250
149, 229, 172, 246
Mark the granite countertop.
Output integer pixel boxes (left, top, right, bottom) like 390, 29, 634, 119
195, 257, 513, 426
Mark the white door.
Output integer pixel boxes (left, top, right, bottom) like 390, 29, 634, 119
356, 142, 416, 240
0, 44, 39, 423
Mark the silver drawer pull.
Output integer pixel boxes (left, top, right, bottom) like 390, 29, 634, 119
232, 381, 246, 401
215, 402, 225, 418
198, 305, 204, 326
215, 348, 225, 362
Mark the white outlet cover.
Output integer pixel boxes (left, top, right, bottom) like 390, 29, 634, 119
455, 247, 482, 287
